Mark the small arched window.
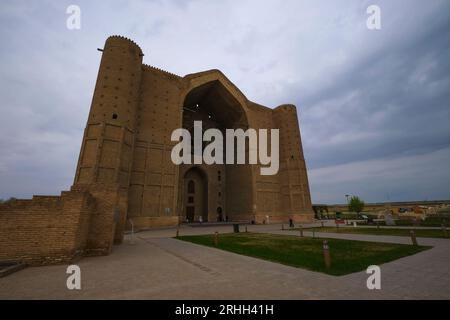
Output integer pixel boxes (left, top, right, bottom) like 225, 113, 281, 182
188, 180, 195, 193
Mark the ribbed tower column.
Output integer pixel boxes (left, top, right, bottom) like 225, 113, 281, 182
72, 36, 143, 249
273, 104, 313, 222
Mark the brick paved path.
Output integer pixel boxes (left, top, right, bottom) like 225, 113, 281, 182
1, 224, 449, 299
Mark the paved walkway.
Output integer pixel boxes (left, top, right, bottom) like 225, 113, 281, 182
1, 224, 449, 299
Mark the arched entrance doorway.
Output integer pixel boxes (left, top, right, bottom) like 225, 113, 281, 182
217, 206, 223, 222
183, 167, 208, 223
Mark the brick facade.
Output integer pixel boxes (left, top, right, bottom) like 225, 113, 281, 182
0, 35, 313, 265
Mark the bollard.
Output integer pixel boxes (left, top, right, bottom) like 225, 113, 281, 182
410, 230, 418, 246
442, 224, 447, 238
299, 225, 303, 237
245, 226, 248, 233
353, 221, 357, 227
128, 219, 135, 245
323, 240, 331, 270
312, 227, 316, 238
176, 228, 179, 238
214, 232, 219, 246
376, 221, 380, 229
321, 221, 324, 228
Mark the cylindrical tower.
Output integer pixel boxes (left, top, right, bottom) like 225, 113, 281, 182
72, 36, 143, 247
273, 104, 313, 222
74, 35, 143, 186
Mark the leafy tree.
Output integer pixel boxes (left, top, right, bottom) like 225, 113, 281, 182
348, 196, 365, 214
0, 197, 17, 204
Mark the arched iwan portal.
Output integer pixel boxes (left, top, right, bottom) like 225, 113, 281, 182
177, 78, 255, 222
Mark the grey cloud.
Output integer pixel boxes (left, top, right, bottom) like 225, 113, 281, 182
309, 147, 450, 203
0, 0, 449, 204
297, 1, 450, 171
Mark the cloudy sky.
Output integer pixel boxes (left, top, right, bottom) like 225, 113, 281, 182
0, 0, 449, 204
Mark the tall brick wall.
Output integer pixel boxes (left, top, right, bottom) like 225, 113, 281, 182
245, 102, 281, 221
126, 65, 182, 230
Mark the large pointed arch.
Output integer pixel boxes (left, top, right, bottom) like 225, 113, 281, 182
178, 70, 256, 220
184, 70, 249, 112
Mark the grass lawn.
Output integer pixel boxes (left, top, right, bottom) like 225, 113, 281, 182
393, 218, 448, 227
176, 233, 430, 276
300, 227, 449, 239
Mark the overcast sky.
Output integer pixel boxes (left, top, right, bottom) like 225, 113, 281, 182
0, 0, 449, 204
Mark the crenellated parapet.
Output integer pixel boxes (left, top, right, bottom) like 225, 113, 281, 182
142, 63, 181, 80
105, 35, 143, 55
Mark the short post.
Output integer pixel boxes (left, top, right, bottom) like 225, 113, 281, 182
312, 227, 316, 238
245, 226, 248, 233
442, 224, 447, 238
323, 240, 331, 270
176, 228, 179, 238
299, 225, 303, 237
376, 221, 380, 229
410, 230, 418, 246
353, 221, 357, 227
321, 221, 324, 228
129, 219, 135, 245
214, 232, 219, 246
